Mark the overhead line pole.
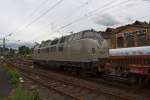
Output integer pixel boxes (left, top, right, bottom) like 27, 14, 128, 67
0, 33, 13, 56
2, 37, 5, 56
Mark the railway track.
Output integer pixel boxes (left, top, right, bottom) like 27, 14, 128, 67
4, 59, 134, 100
5, 58, 150, 100
21, 73, 79, 100
12, 59, 147, 87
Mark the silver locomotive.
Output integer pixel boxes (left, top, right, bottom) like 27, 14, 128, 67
33, 30, 110, 73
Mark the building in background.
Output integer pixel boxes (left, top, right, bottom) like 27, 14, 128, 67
104, 21, 150, 49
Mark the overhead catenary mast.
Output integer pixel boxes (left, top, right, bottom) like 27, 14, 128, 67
2, 37, 5, 56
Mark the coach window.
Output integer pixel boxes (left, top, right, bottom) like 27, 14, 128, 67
51, 39, 58, 45
58, 45, 64, 52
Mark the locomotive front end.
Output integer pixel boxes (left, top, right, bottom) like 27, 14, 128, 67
83, 31, 110, 63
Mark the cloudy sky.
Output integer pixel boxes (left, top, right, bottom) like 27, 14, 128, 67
0, 0, 150, 44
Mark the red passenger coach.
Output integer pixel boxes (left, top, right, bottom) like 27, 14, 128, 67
98, 46, 150, 85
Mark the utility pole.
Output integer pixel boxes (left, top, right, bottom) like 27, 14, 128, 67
0, 33, 12, 56
2, 37, 5, 56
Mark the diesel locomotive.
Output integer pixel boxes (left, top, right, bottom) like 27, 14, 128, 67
33, 30, 110, 73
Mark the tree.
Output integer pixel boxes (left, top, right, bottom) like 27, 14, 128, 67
18, 45, 31, 55
0, 47, 16, 56
9, 48, 15, 56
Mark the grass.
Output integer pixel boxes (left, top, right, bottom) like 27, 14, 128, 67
10, 88, 40, 100
4, 65, 21, 87
1, 88, 40, 100
3, 64, 41, 100
0, 96, 5, 100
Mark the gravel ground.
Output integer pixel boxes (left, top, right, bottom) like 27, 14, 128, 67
22, 78, 74, 100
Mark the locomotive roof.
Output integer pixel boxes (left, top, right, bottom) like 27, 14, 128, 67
40, 40, 51, 48
37, 29, 102, 49
34, 44, 40, 50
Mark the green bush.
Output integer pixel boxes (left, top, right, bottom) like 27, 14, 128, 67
9, 70, 20, 86
4, 65, 21, 87
3, 65, 41, 100
0, 96, 5, 100
10, 88, 40, 100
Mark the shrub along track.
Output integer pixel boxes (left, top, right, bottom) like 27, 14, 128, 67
4, 58, 150, 100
